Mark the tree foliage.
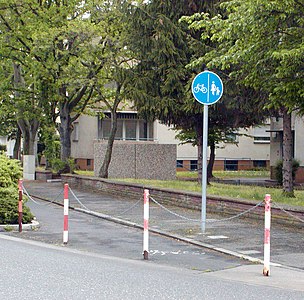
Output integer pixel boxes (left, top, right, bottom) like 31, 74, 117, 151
183, 0, 304, 194
0, 0, 141, 175
127, 0, 268, 182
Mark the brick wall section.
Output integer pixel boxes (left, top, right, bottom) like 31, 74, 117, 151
61, 174, 304, 228
295, 166, 304, 183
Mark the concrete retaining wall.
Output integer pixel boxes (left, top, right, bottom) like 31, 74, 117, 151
61, 174, 304, 228
35, 170, 53, 181
94, 141, 176, 180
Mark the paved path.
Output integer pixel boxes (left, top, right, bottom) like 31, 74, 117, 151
3, 180, 304, 291
22, 181, 304, 267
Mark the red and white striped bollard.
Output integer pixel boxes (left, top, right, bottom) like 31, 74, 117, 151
18, 179, 23, 233
143, 189, 149, 260
263, 194, 271, 276
63, 183, 69, 244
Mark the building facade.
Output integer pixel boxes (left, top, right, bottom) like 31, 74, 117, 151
71, 113, 271, 173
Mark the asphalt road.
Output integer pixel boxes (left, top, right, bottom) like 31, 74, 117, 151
9, 198, 250, 272
1, 234, 303, 300
21, 181, 304, 270
2, 180, 303, 296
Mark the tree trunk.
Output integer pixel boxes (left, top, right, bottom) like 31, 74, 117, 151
13, 126, 22, 159
13, 63, 39, 156
99, 110, 118, 178
58, 102, 73, 173
17, 119, 39, 155
207, 140, 215, 184
282, 107, 294, 196
195, 116, 203, 184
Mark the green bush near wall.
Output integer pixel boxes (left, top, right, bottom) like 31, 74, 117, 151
0, 145, 7, 152
0, 155, 34, 224
274, 159, 300, 186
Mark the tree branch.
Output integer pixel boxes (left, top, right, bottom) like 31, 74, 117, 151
71, 87, 94, 123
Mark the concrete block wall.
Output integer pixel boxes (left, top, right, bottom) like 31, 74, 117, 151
23, 155, 36, 180
94, 141, 176, 180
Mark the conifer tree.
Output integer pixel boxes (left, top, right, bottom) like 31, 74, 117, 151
126, 0, 267, 182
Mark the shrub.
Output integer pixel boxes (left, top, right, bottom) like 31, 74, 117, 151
0, 154, 33, 224
0, 155, 22, 188
274, 159, 300, 185
0, 190, 33, 224
0, 144, 7, 152
51, 158, 76, 174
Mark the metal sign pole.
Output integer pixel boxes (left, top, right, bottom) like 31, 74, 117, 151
191, 70, 223, 233
201, 105, 208, 232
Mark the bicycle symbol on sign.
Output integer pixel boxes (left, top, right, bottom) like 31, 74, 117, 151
193, 83, 208, 94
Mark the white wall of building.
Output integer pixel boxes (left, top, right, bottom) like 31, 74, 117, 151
155, 121, 198, 160
155, 121, 270, 162
0, 136, 15, 157
294, 117, 304, 165
71, 115, 97, 159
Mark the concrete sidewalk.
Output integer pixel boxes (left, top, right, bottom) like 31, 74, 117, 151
17, 180, 304, 292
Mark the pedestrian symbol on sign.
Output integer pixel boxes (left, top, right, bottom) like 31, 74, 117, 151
211, 81, 221, 96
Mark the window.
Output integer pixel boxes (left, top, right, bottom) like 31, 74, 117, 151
253, 160, 266, 168
100, 119, 111, 139
116, 120, 123, 139
125, 120, 137, 140
224, 160, 238, 171
87, 159, 92, 167
176, 160, 183, 168
190, 160, 198, 171
139, 121, 152, 141
254, 136, 271, 142
98, 113, 153, 141
253, 126, 270, 143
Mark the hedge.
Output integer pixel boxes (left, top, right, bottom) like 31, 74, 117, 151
0, 154, 33, 224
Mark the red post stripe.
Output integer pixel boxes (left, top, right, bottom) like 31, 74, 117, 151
18, 179, 23, 192
264, 194, 271, 211
264, 228, 270, 244
64, 215, 68, 231
144, 219, 149, 230
64, 183, 68, 199
18, 200, 23, 213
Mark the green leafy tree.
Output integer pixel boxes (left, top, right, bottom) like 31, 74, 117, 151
0, 1, 106, 172
90, 1, 136, 178
184, 0, 304, 195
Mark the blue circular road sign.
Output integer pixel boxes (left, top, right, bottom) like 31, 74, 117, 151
191, 71, 223, 105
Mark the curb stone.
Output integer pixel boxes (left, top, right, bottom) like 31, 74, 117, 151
0, 220, 40, 232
